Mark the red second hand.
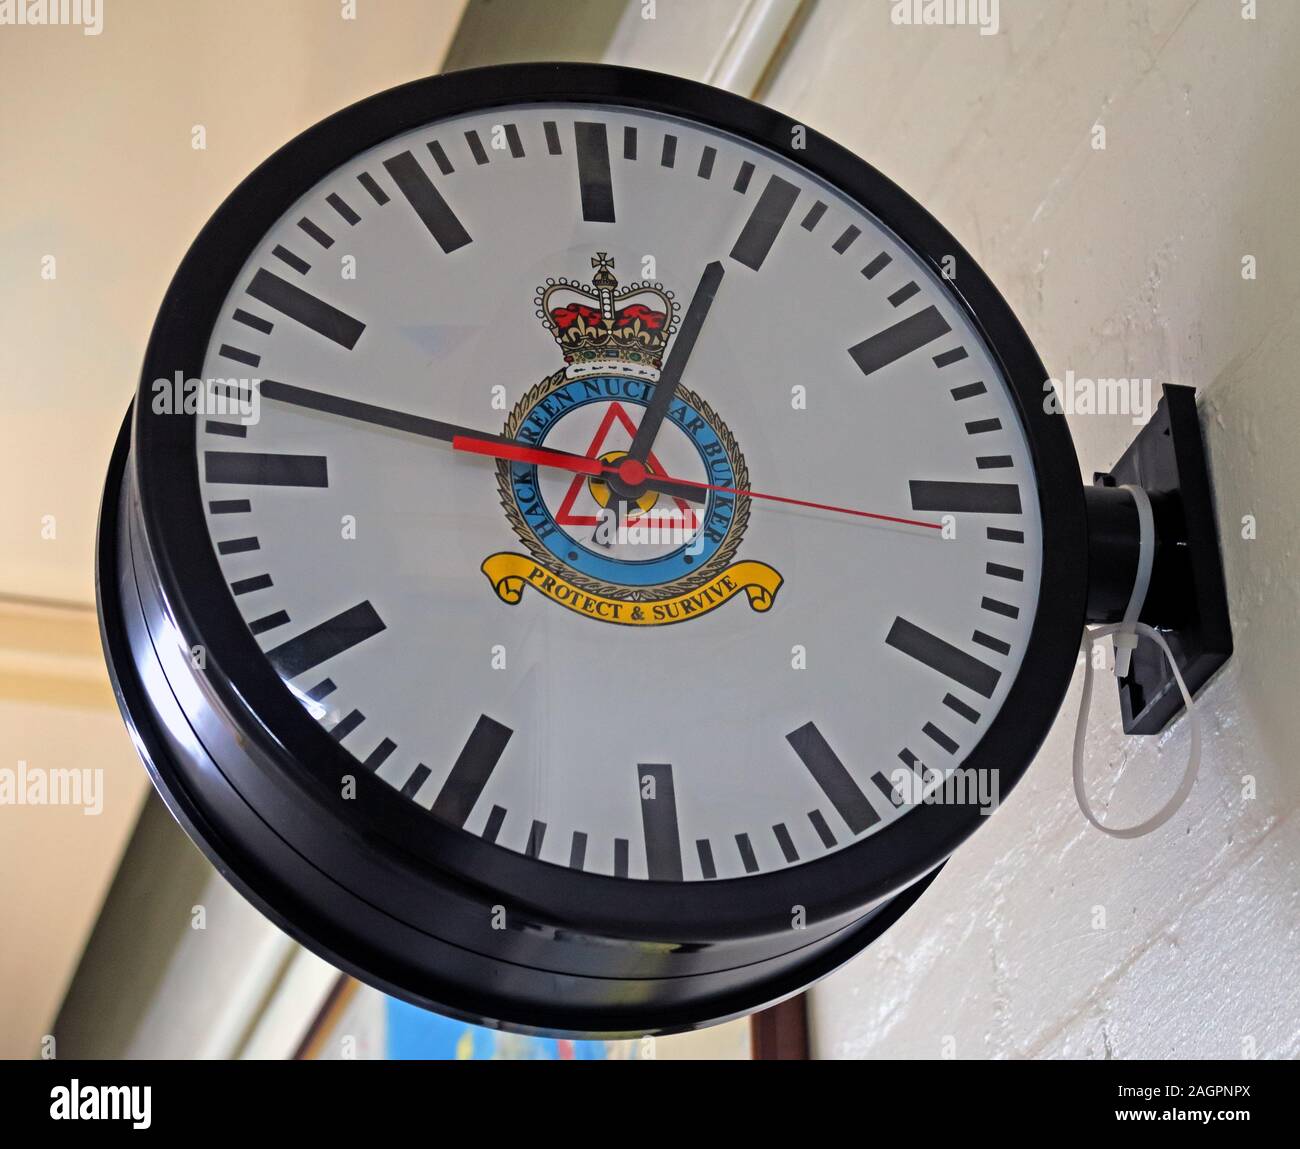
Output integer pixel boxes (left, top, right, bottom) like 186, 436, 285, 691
452, 435, 942, 531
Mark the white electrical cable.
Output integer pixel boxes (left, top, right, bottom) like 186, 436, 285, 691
1073, 621, 1202, 838
1072, 484, 1199, 837
1112, 484, 1155, 679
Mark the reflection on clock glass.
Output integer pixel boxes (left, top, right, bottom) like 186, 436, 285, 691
193, 103, 1043, 881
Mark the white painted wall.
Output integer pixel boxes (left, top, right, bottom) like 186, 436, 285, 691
756, 0, 1300, 1058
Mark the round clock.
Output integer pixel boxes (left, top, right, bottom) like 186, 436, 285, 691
98, 63, 1087, 1035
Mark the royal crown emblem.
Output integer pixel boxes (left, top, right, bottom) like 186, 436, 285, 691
535, 253, 678, 380
479, 252, 783, 626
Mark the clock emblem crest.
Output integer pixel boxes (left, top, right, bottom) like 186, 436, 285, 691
479, 252, 783, 625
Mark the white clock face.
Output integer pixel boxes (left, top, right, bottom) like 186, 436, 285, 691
193, 102, 1042, 882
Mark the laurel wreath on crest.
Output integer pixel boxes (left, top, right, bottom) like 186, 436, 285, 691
495, 369, 751, 602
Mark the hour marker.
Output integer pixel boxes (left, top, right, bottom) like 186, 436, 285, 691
219, 344, 260, 367
326, 192, 360, 225
660, 134, 677, 167
246, 268, 365, 348
400, 764, 430, 799
987, 562, 1024, 582
503, 123, 525, 158
248, 610, 291, 636
885, 617, 1001, 699
525, 820, 547, 859
464, 129, 489, 165
909, 479, 1021, 515
362, 737, 395, 770
614, 838, 629, 879
734, 160, 754, 192
232, 308, 273, 334
638, 763, 682, 882
696, 839, 717, 880
542, 121, 561, 156
972, 630, 1011, 655
265, 600, 386, 679
849, 305, 951, 375
800, 201, 826, 230
923, 722, 958, 754
772, 823, 799, 864
786, 722, 880, 834
899, 748, 925, 776
807, 810, 837, 848
209, 387, 244, 410
481, 805, 507, 844
328, 708, 365, 741
230, 573, 272, 596
951, 380, 987, 400
977, 455, 1014, 469
981, 597, 1020, 619
573, 122, 615, 223
735, 833, 760, 874
306, 678, 336, 701
204, 421, 246, 438
861, 251, 892, 279
697, 145, 716, 179
888, 281, 920, 307
730, 174, 799, 271
943, 693, 981, 722
209, 499, 250, 515
966, 418, 1002, 435
272, 245, 310, 274
357, 171, 389, 205
623, 125, 637, 160
297, 217, 334, 248
210, 378, 250, 400
429, 714, 512, 827
900, 748, 936, 785
427, 139, 454, 174
832, 225, 860, 254
987, 526, 1025, 543
217, 536, 259, 555
383, 151, 472, 253
934, 346, 969, 368
568, 831, 587, 870
872, 773, 903, 806
205, 450, 328, 488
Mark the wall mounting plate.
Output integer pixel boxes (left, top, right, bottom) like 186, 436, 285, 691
1096, 384, 1233, 734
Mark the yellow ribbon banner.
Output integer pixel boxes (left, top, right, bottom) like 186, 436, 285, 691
480, 553, 783, 626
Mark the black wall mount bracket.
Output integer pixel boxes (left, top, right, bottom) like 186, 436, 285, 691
1082, 384, 1233, 734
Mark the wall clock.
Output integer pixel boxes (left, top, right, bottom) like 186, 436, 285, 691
97, 64, 1229, 1035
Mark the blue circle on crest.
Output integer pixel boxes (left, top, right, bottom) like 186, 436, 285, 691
508, 376, 736, 588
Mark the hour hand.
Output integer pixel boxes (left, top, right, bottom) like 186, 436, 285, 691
625, 260, 725, 466
451, 436, 706, 504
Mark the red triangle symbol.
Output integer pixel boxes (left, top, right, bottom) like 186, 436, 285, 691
552, 402, 698, 528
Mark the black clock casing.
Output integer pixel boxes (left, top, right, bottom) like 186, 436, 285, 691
98, 64, 1087, 1036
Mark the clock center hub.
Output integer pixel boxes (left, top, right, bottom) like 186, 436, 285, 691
589, 450, 658, 507
616, 456, 647, 487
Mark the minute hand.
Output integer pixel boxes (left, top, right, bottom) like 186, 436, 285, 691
259, 379, 705, 504
626, 260, 725, 463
